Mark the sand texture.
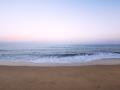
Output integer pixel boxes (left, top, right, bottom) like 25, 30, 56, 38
0, 65, 120, 90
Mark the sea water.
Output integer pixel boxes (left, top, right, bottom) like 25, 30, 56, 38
0, 42, 120, 64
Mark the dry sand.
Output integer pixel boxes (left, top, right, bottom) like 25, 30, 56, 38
0, 64, 120, 90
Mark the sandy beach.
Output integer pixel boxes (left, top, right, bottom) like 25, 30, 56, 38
0, 0, 120, 89
0, 59, 120, 90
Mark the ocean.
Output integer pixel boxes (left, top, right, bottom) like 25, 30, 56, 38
0, 42, 120, 64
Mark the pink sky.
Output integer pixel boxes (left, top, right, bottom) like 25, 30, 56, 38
0, 0, 120, 43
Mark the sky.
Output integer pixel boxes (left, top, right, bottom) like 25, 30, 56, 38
0, 0, 120, 44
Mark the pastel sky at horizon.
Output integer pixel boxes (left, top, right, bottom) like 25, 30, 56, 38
0, 0, 120, 44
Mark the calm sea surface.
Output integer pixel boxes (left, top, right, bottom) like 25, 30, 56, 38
0, 42, 120, 64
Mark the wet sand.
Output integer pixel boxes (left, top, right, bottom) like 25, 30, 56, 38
0, 58, 120, 66
0, 64, 120, 90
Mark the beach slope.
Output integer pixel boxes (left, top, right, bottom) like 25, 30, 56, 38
0, 65, 120, 90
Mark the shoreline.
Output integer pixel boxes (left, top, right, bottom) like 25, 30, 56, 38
0, 59, 120, 90
0, 58, 120, 66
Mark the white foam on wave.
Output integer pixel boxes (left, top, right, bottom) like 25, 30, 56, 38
29, 53, 120, 64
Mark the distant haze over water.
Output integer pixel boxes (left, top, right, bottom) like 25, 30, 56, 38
0, 0, 120, 43
0, 0, 120, 64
